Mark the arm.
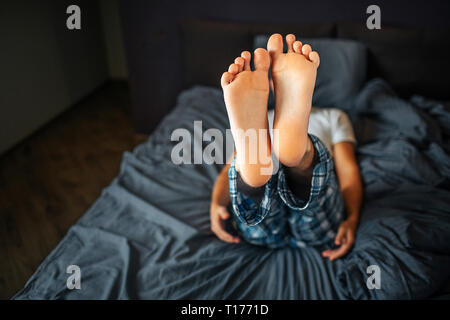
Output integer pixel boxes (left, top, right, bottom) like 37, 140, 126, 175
210, 152, 240, 244
334, 141, 363, 225
322, 141, 363, 260
211, 162, 231, 207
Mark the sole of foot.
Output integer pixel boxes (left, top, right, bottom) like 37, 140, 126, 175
221, 48, 273, 187
267, 33, 320, 167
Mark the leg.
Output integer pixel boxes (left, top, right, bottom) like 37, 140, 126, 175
228, 158, 289, 248
284, 139, 319, 202
265, 34, 341, 248
222, 49, 288, 247
221, 49, 273, 188
278, 135, 345, 249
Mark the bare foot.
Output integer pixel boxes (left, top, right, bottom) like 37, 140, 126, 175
267, 33, 320, 167
221, 49, 273, 187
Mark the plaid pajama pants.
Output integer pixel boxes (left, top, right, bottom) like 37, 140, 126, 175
228, 134, 345, 249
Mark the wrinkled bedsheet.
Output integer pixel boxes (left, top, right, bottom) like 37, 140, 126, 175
14, 79, 450, 299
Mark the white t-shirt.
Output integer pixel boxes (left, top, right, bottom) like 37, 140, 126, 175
267, 107, 356, 157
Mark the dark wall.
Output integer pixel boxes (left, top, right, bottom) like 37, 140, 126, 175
119, 0, 450, 134
0, 0, 108, 154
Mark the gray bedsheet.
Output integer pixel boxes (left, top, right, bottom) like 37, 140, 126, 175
13, 79, 450, 299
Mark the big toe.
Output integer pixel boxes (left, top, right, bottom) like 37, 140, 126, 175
267, 33, 283, 56
253, 48, 270, 71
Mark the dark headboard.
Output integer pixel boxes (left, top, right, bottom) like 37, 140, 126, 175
119, 0, 450, 134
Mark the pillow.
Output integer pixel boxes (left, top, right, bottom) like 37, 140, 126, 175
180, 19, 336, 89
254, 35, 367, 110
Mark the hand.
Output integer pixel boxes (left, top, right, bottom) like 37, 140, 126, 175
322, 219, 357, 261
210, 203, 240, 244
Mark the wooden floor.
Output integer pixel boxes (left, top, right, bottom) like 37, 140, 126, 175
0, 82, 148, 299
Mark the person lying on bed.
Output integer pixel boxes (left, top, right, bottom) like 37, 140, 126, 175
210, 33, 363, 261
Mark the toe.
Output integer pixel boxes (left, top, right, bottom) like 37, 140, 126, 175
228, 63, 239, 74
309, 51, 320, 67
234, 57, 245, 72
267, 33, 283, 56
253, 48, 270, 71
286, 34, 296, 53
301, 44, 312, 57
221, 72, 234, 87
241, 51, 251, 70
293, 41, 303, 54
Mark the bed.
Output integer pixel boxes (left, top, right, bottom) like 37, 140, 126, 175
13, 18, 450, 299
